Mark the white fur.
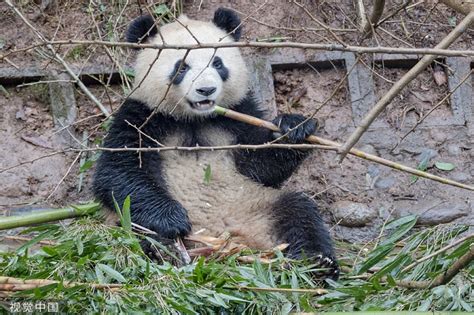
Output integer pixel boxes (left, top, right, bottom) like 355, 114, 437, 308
160, 128, 279, 249
131, 15, 249, 120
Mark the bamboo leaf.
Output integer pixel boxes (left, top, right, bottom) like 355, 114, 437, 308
97, 263, 126, 283
435, 162, 456, 171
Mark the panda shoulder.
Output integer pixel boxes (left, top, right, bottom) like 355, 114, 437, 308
233, 94, 267, 120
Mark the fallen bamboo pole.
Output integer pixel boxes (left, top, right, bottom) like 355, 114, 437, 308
214, 106, 474, 191
0, 202, 101, 231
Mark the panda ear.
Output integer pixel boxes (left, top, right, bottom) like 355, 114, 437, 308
213, 8, 242, 41
126, 15, 158, 45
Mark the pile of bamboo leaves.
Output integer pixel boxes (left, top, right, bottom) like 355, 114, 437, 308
0, 202, 472, 313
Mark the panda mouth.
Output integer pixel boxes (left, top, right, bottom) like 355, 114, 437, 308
188, 100, 216, 111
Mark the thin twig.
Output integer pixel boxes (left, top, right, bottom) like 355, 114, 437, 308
236, 286, 327, 295
337, 11, 474, 162
392, 69, 474, 151
4, 0, 110, 116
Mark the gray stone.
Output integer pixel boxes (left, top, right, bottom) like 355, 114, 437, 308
394, 199, 470, 225
331, 201, 377, 227
447, 143, 462, 156
374, 177, 396, 189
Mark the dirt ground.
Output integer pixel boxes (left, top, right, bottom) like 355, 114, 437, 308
0, 0, 473, 242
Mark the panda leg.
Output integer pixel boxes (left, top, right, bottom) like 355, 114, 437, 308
271, 191, 339, 280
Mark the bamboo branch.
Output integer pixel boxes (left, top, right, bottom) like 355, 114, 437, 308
396, 244, 474, 289
401, 233, 474, 273
214, 106, 474, 191
337, 11, 474, 161
0, 276, 122, 291
0, 203, 101, 230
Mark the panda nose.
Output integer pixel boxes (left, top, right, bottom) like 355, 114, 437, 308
196, 86, 216, 96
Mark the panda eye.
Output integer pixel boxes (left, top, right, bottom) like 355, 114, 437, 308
177, 63, 189, 73
212, 57, 223, 69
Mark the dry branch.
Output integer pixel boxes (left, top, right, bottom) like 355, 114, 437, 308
4, 0, 110, 116
396, 244, 474, 289
361, 0, 386, 36
214, 106, 474, 191
439, 0, 474, 14
0, 276, 122, 292
337, 11, 474, 161
3, 40, 474, 58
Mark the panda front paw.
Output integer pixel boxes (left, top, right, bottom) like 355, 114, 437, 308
148, 202, 192, 239
272, 114, 316, 143
140, 234, 189, 267
311, 253, 340, 281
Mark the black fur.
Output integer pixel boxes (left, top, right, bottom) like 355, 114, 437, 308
126, 15, 158, 45
272, 192, 339, 280
212, 56, 229, 81
213, 8, 242, 41
93, 94, 338, 278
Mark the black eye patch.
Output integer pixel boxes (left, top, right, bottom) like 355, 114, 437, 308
170, 60, 190, 84
212, 56, 229, 81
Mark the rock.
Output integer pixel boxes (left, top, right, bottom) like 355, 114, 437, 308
394, 199, 469, 225
447, 143, 462, 156
450, 171, 469, 183
374, 177, 396, 189
430, 129, 447, 143
331, 201, 377, 227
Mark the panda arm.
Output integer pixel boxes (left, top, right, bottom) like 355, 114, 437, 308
230, 98, 310, 188
93, 101, 191, 239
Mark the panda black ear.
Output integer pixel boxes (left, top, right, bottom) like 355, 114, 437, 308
126, 15, 158, 46
213, 8, 242, 41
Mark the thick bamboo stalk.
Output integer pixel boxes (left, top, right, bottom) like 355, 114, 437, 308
0, 202, 101, 230
214, 106, 474, 191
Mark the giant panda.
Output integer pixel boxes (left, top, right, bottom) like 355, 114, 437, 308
93, 8, 339, 279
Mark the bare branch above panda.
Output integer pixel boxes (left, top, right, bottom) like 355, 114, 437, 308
3, 40, 474, 60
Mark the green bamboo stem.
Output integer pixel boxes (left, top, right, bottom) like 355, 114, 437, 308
0, 202, 101, 230
214, 106, 474, 192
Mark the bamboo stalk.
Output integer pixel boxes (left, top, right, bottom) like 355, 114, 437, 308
214, 106, 474, 191
0, 202, 101, 230
0, 276, 122, 291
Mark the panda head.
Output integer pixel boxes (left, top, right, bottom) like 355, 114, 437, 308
127, 8, 248, 120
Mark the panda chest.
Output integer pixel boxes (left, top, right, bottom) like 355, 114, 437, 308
159, 128, 252, 209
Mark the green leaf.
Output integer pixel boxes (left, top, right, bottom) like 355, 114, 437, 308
203, 164, 212, 185
76, 238, 84, 255
16, 229, 56, 254
95, 264, 106, 284
0, 84, 10, 98
97, 263, 126, 283
356, 243, 394, 274
435, 161, 456, 171
121, 195, 132, 231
